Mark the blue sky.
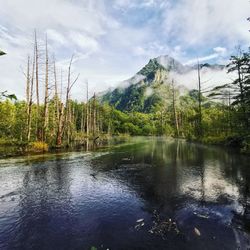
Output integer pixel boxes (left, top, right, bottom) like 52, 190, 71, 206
0, 0, 249, 99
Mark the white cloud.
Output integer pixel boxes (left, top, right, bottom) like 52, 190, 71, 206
0, 0, 249, 101
185, 53, 219, 65
0, 0, 120, 99
169, 67, 233, 91
113, 0, 159, 9
184, 46, 228, 65
213, 47, 227, 55
70, 32, 99, 54
162, 0, 250, 48
47, 29, 67, 46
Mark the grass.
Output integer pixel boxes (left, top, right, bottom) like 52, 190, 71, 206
29, 141, 49, 152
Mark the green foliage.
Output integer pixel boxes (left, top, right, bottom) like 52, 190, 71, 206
0, 49, 249, 154
241, 135, 250, 154
29, 141, 49, 152
0, 100, 16, 138
0, 50, 6, 56
0, 91, 17, 100
138, 58, 165, 77
101, 59, 171, 113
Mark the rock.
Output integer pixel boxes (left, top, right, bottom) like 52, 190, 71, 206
194, 227, 201, 236
136, 218, 144, 223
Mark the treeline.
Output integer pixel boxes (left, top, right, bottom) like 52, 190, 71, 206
0, 32, 105, 148
0, 85, 248, 147
0, 33, 249, 152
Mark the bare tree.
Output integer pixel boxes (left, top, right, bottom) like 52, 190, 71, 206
56, 55, 79, 146
27, 48, 36, 141
171, 79, 179, 137
43, 35, 49, 141
53, 58, 59, 121
93, 93, 96, 136
56, 101, 64, 146
34, 30, 40, 140
26, 56, 30, 108
86, 80, 89, 137
197, 60, 203, 137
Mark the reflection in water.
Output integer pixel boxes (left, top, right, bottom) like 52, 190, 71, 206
0, 137, 250, 249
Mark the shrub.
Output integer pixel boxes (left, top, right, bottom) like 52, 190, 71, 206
241, 136, 250, 154
29, 141, 49, 152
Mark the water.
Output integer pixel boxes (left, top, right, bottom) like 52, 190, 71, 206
0, 137, 250, 250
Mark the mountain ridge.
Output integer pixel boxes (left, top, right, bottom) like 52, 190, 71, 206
100, 55, 226, 113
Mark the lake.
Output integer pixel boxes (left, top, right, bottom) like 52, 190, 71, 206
0, 137, 250, 249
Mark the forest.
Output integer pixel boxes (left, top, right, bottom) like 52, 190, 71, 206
0, 33, 249, 154
1, 2, 250, 249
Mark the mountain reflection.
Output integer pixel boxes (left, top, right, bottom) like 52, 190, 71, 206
0, 138, 250, 249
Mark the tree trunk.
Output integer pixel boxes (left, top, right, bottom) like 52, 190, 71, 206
86, 80, 89, 137
26, 56, 30, 111
93, 93, 96, 136
54, 59, 59, 121
35, 30, 40, 140
27, 48, 35, 142
197, 61, 202, 137
43, 35, 49, 142
172, 80, 179, 137
56, 102, 64, 146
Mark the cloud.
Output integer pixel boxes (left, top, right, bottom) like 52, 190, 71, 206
169, 67, 234, 91
184, 46, 228, 65
0, 0, 249, 100
185, 54, 219, 65
113, 0, 160, 9
0, 0, 120, 99
213, 47, 227, 55
162, 0, 250, 49
47, 29, 67, 46
70, 32, 99, 53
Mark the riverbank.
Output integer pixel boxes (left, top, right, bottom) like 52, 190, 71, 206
198, 135, 250, 154
0, 134, 131, 159
0, 134, 249, 159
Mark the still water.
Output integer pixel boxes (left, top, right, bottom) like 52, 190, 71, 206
0, 137, 250, 250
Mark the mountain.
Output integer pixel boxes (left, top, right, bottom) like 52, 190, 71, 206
100, 55, 225, 113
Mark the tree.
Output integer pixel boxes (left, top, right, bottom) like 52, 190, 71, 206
27, 45, 35, 142
227, 49, 250, 129
197, 61, 203, 138
43, 35, 49, 141
0, 50, 6, 56
0, 50, 17, 100
171, 79, 179, 137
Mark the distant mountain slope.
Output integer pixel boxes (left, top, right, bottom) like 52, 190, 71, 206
100, 55, 225, 113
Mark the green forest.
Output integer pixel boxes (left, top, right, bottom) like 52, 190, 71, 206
0, 35, 249, 154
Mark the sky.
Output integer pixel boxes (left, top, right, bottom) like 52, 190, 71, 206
0, 0, 249, 100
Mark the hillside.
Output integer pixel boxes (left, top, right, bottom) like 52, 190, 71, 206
100, 55, 225, 113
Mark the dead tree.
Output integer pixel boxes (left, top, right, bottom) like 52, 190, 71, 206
27, 48, 36, 142
197, 61, 203, 137
56, 69, 64, 146
172, 79, 179, 137
86, 80, 89, 137
56, 55, 79, 146
26, 56, 30, 109
56, 102, 64, 146
53, 58, 59, 121
34, 30, 40, 140
43, 35, 49, 142
93, 93, 96, 135
80, 100, 85, 133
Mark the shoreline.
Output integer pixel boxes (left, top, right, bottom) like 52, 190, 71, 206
0, 134, 249, 160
